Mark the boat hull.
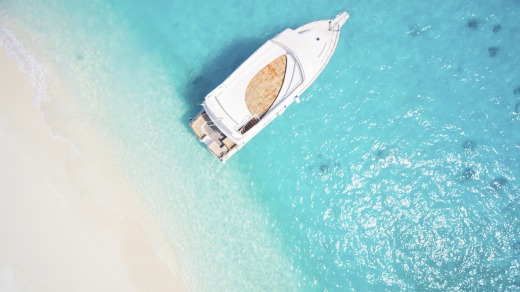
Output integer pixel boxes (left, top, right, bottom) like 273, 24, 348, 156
190, 12, 349, 162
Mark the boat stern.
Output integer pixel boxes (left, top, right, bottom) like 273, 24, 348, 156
190, 111, 238, 162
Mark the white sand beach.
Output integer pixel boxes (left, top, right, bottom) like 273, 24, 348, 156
0, 45, 186, 291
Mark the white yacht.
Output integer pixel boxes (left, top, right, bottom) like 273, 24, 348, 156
190, 12, 349, 162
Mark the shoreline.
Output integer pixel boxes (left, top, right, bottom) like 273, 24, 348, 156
0, 32, 186, 291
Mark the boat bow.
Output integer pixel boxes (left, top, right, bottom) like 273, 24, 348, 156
330, 11, 349, 31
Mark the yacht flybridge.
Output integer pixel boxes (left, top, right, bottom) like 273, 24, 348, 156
190, 12, 349, 162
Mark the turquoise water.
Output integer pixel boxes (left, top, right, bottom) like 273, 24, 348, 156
2, 0, 520, 290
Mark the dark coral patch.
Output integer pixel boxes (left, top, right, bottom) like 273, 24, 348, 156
462, 139, 476, 152
514, 86, 520, 96
376, 148, 388, 159
493, 24, 502, 33
467, 19, 479, 30
513, 241, 520, 254
488, 46, 499, 57
320, 164, 329, 174
462, 167, 476, 180
490, 177, 508, 189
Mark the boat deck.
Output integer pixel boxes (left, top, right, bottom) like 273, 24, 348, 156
245, 55, 287, 117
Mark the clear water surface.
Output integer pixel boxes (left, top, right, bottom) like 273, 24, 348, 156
1, 0, 519, 290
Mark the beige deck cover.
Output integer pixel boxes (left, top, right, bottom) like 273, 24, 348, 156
245, 55, 287, 117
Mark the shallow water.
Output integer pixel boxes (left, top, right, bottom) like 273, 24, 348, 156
2, 0, 520, 290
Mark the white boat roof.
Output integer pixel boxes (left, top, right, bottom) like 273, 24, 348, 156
203, 28, 319, 139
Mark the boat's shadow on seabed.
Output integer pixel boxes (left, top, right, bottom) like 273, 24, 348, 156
180, 38, 265, 128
